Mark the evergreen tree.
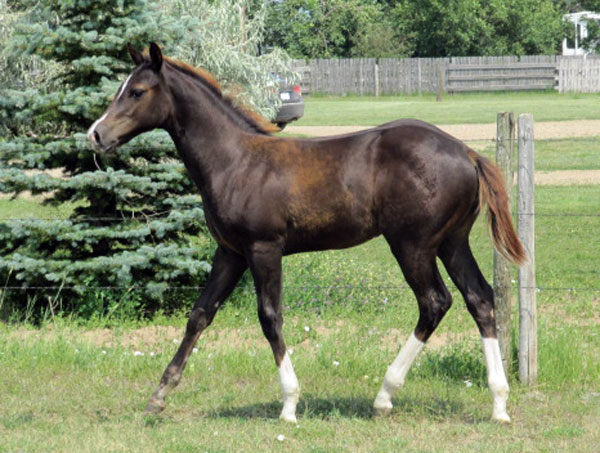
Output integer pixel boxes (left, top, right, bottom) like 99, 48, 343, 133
0, 0, 293, 318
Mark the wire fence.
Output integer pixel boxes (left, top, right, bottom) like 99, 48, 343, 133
1, 134, 599, 297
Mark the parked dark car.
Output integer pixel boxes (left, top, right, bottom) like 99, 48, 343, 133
272, 76, 304, 130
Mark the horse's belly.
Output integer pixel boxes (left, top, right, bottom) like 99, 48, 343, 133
284, 206, 378, 253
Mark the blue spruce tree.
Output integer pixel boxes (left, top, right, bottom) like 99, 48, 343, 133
0, 0, 212, 318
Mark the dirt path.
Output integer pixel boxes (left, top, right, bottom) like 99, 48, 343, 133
286, 120, 600, 185
535, 170, 600, 185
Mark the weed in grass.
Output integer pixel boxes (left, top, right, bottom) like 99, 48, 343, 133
543, 425, 586, 439
75, 285, 144, 326
538, 325, 600, 388
1, 411, 35, 429
413, 341, 487, 388
143, 414, 168, 428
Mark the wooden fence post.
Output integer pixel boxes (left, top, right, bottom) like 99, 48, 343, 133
436, 60, 444, 102
517, 114, 538, 385
374, 62, 380, 97
494, 112, 515, 376
417, 59, 422, 96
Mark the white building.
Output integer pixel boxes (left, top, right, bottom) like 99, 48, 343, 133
563, 11, 600, 56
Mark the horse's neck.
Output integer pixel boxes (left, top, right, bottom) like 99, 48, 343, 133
165, 77, 247, 198
169, 83, 240, 146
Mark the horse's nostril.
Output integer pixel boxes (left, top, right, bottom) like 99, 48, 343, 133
93, 130, 102, 146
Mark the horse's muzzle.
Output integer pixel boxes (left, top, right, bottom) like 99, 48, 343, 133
87, 126, 118, 153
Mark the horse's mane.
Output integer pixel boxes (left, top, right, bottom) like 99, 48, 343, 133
159, 55, 280, 135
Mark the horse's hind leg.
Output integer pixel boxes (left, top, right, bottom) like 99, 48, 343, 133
374, 241, 453, 416
247, 241, 300, 423
438, 237, 511, 423
145, 246, 247, 414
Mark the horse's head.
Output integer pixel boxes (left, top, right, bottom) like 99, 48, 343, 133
88, 43, 171, 153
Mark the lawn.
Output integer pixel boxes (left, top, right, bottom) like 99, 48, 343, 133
295, 91, 600, 126
0, 199, 75, 220
0, 310, 598, 452
1, 184, 599, 452
477, 137, 600, 171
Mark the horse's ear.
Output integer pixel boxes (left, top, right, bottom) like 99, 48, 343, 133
149, 42, 163, 72
127, 43, 145, 65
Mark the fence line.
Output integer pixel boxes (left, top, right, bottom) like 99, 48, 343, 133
494, 112, 515, 374
292, 55, 600, 95
308, 58, 378, 96
446, 62, 555, 92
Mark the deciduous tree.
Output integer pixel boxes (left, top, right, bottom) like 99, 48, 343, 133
392, 0, 564, 57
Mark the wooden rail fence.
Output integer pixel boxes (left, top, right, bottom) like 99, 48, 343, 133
446, 62, 556, 92
291, 55, 600, 95
557, 58, 600, 93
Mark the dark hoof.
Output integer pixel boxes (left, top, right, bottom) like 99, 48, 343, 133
144, 399, 165, 415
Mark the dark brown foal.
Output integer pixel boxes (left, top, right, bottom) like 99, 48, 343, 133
88, 43, 524, 423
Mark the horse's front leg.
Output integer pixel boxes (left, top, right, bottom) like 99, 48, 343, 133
145, 246, 247, 414
247, 241, 300, 423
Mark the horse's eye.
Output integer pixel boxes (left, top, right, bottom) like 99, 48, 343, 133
130, 89, 145, 100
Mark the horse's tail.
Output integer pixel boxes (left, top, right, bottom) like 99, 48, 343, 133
467, 149, 526, 265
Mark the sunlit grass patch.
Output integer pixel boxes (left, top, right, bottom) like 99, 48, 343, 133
477, 137, 600, 171
0, 198, 77, 219
297, 92, 600, 126
1, 315, 599, 451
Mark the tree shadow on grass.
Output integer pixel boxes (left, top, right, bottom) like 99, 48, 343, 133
201, 395, 372, 420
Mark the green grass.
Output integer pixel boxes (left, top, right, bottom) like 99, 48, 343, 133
533, 138, 600, 171
473, 137, 600, 171
296, 91, 600, 126
0, 309, 598, 452
0, 199, 76, 220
